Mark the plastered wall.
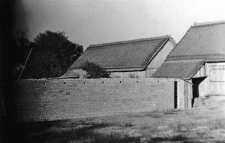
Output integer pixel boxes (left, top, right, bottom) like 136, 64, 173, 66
14, 78, 179, 122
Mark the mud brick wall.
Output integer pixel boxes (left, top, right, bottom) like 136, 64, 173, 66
14, 78, 176, 122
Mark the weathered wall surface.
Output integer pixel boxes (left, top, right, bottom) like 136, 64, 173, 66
193, 62, 225, 97
14, 78, 179, 122
207, 63, 225, 95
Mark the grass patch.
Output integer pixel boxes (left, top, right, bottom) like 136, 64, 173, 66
209, 118, 225, 130
90, 133, 141, 143
195, 130, 206, 139
118, 122, 133, 128
16, 120, 65, 135
13, 119, 141, 143
27, 123, 108, 143
163, 109, 182, 115
143, 109, 182, 118
144, 109, 164, 118
168, 121, 196, 133
11, 107, 225, 143
14, 120, 112, 143
149, 134, 200, 143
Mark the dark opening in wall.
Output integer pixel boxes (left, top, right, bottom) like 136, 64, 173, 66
192, 77, 206, 107
174, 81, 178, 109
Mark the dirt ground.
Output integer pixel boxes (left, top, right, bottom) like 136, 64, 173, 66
14, 104, 225, 143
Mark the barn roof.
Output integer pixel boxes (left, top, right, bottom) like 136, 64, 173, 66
167, 21, 225, 61
153, 21, 225, 79
152, 60, 205, 79
68, 35, 175, 72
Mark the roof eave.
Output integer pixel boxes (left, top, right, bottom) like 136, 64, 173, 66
105, 66, 145, 72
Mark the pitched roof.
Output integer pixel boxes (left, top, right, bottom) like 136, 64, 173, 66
167, 20, 225, 61
152, 60, 205, 79
68, 35, 175, 72
153, 21, 225, 79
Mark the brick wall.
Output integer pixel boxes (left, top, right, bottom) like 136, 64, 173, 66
14, 78, 177, 122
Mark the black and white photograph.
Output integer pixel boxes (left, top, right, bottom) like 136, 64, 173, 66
1, 0, 225, 142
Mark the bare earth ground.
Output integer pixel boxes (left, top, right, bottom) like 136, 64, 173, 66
14, 104, 225, 143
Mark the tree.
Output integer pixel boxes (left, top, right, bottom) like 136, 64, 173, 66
22, 30, 83, 79
80, 61, 110, 78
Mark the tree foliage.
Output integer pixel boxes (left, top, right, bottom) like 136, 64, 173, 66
20, 30, 83, 79
80, 61, 110, 78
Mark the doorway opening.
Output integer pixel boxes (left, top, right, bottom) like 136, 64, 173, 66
174, 81, 178, 109
192, 77, 206, 107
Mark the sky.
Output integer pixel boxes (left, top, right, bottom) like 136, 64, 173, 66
15, 0, 225, 49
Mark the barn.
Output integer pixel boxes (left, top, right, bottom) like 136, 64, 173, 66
64, 35, 176, 78
153, 21, 225, 107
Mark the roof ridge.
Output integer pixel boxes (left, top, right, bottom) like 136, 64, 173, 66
88, 35, 170, 48
191, 20, 225, 28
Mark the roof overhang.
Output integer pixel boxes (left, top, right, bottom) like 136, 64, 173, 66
152, 60, 205, 79
105, 67, 145, 72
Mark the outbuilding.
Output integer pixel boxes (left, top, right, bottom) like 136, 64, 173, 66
65, 35, 176, 78
153, 21, 225, 107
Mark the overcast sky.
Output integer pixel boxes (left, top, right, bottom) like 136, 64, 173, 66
15, 0, 225, 49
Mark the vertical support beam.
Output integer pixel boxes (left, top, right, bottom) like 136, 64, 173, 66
183, 80, 193, 108
187, 81, 193, 108
178, 79, 185, 109
188, 80, 193, 108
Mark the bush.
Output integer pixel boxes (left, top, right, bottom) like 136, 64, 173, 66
80, 62, 110, 78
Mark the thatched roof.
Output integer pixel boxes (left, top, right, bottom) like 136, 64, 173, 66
68, 35, 175, 72
153, 21, 225, 79
167, 21, 225, 61
152, 60, 205, 79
